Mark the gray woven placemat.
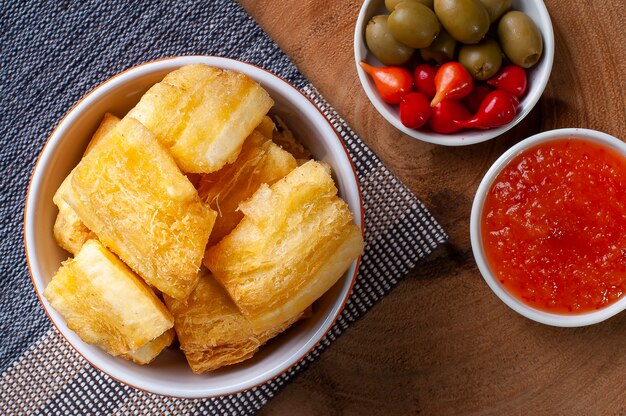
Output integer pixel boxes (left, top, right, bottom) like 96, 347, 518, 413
0, 0, 447, 414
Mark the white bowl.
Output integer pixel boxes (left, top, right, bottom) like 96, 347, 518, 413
471, 128, 626, 327
354, 0, 555, 146
24, 56, 363, 397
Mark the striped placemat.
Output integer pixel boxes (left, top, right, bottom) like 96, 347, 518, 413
0, 0, 447, 414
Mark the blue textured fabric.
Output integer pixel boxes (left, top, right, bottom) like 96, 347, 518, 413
0, 1, 447, 414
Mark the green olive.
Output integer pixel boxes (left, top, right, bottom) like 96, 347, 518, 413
498, 11, 543, 68
365, 15, 415, 65
385, 0, 434, 12
388, 2, 440, 49
434, 0, 490, 44
420, 29, 456, 64
458, 38, 502, 80
479, 0, 511, 23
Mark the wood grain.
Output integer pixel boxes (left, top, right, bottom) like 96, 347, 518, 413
238, 1, 626, 414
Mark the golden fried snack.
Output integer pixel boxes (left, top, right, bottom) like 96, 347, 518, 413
126, 64, 274, 173
271, 116, 312, 161
52, 113, 120, 254
83, 112, 120, 154
255, 115, 275, 138
62, 117, 216, 300
198, 130, 297, 246
122, 328, 175, 365
44, 240, 174, 356
53, 176, 96, 256
164, 270, 302, 373
204, 161, 364, 331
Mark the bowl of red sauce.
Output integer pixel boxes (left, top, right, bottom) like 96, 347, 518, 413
471, 128, 626, 326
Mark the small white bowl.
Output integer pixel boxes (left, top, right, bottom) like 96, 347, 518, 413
471, 128, 626, 327
24, 56, 363, 397
354, 0, 555, 146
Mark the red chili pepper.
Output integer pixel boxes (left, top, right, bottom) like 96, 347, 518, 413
431, 62, 473, 107
462, 83, 493, 114
454, 90, 519, 130
360, 62, 413, 105
414, 64, 437, 100
430, 100, 472, 134
399, 92, 431, 129
487, 65, 527, 97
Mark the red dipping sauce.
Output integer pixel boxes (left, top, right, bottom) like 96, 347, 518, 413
482, 139, 626, 314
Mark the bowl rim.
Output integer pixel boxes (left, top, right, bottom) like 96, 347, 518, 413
23, 55, 364, 398
353, 0, 555, 146
470, 128, 626, 327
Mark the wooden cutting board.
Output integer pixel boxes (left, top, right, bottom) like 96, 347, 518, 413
239, 1, 626, 414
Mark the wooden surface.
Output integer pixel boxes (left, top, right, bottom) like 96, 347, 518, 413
238, 1, 626, 414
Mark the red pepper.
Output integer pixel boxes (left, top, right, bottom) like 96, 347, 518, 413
430, 100, 472, 134
454, 90, 519, 130
399, 92, 431, 129
431, 62, 473, 107
462, 83, 493, 114
487, 65, 527, 97
414, 64, 437, 100
360, 62, 413, 105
